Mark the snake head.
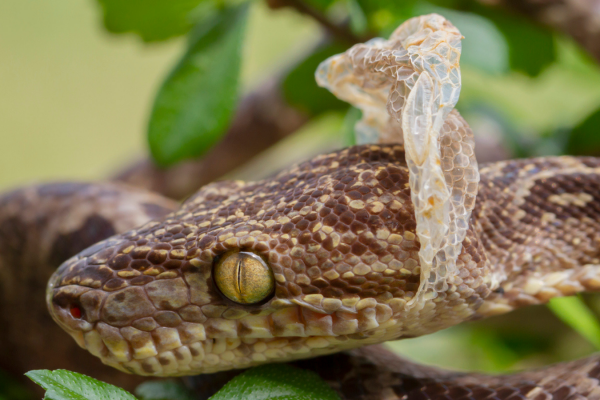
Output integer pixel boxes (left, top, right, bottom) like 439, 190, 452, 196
47, 145, 491, 377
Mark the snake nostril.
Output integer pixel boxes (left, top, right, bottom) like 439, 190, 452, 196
53, 295, 84, 320
70, 305, 82, 319
49, 286, 95, 328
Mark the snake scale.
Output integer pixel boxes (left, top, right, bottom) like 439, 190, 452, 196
3, 13, 600, 400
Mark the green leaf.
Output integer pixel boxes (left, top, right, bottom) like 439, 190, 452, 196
565, 107, 600, 156
548, 296, 600, 350
148, 4, 249, 166
467, 328, 520, 372
347, 0, 368, 36
95, 0, 205, 42
354, 0, 416, 33
25, 370, 136, 400
422, 1, 554, 76
342, 107, 361, 146
209, 364, 340, 400
304, 0, 337, 11
136, 379, 195, 400
472, 7, 555, 77
414, 4, 508, 75
356, 0, 416, 20
0, 371, 32, 400
282, 43, 349, 117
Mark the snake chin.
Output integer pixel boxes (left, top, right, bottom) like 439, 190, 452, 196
47, 256, 403, 376
47, 281, 400, 376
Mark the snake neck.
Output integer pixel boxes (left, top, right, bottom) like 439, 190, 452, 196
474, 156, 600, 316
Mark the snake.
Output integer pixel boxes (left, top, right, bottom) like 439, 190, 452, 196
3, 12, 600, 399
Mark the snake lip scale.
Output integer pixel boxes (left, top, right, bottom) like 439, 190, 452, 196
32, 12, 600, 399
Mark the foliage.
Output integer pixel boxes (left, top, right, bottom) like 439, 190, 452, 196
136, 380, 196, 400
483, 10, 555, 77
282, 42, 349, 117
95, 0, 206, 42
548, 296, 600, 350
566, 108, 600, 156
26, 366, 339, 400
148, 4, 249, 166
208, 364, 340, 400
92, 0, 598, 166
0, 371, 31, 400
91, 0, 600, 167
26, 370, 137, 400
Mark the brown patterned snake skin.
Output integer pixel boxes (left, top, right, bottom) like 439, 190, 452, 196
43, 144, 600, 398
3, 12, 600, 400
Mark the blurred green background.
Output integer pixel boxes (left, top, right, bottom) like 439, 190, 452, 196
4, 0, 600, 191
0, 0, 322, 189
3, 0, 600, 396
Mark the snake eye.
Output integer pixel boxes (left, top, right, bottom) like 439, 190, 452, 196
214, 251, 274, 305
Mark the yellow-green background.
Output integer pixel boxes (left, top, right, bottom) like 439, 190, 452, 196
0, 0, 324, 189
3, 0, 600, 191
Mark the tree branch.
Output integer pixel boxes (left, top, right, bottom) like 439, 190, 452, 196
113, 1, 368, 200
478, 0, 600, 63
113, 77, 310, 199
267, 0, 363, 44
115, 0, 600, 199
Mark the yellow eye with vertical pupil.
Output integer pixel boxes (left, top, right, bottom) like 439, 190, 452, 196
214, 252, 275, 304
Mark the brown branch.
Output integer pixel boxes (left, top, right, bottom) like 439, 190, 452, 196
0, 183, 177, 394
113, 77, 310, 199
113, 7, 367, 200
478, 0, 600, 63
267, 0, 363, 44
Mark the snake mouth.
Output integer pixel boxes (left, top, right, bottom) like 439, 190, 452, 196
44, 229, 411, 377
47, 277, 401, 376
44, 217, 419, 376
47, 283, 94, 349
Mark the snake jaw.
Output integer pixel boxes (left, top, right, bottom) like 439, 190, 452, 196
47, 255, 400, 376
47, 280, 92, 349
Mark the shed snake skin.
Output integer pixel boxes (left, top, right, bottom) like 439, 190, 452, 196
2, 13, 600, 400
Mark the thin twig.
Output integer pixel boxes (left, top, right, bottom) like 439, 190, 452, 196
114, 77, 309, 199
270, 0, 363, 44
476, 0, 600, 63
